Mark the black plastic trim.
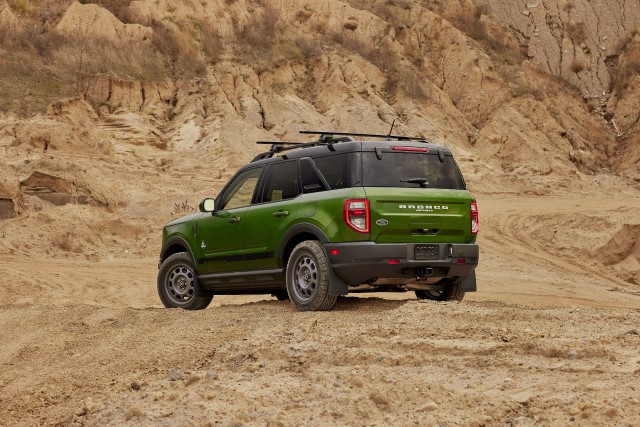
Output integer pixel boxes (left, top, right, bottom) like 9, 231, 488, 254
277, 223, 330, 266
324, 242, 479, 288
159, 236, 196, 266
198, 268, 285, 291
197, 251, 274, 265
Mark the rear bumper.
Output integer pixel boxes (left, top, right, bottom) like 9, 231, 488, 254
323, 242, 479, 289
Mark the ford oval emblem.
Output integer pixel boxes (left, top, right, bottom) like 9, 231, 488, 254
376, 219, 389, 226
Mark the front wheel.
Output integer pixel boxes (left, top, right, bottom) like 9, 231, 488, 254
415, 280, 465, 302
157, 252, 213, 310
286, 241, 337, 311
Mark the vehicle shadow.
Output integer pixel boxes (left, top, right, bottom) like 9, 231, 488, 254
329, 295, 411, 312
211, 295, 412, 313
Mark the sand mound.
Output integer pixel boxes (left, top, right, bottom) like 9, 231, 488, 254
0, 2, 19, 32
56, 1, 152, 43
47, 97, 98, 126
596, 224, 640, 266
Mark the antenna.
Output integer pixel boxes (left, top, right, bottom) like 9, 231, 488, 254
386, 119, 396, 140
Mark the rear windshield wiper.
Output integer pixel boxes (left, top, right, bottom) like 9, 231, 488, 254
401, 178, 430, 187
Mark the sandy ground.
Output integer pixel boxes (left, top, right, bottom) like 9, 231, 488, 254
1, 193, 640, 426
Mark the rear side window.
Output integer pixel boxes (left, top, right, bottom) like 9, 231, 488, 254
362, 152, 465, 189
313, 154, 351, 189
261, 161, 301, 203
300, 158, 328, 194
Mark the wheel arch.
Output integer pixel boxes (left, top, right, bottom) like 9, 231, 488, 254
160, 236, 196, 265
277, 223, 329, 268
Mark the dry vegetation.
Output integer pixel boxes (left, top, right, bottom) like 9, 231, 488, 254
3, 0, 636, 116
610, 31, 640, 94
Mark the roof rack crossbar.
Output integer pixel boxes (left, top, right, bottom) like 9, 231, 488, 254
299, 130, 426, 141
256, 141, 307, 146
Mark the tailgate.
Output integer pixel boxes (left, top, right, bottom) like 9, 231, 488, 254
365, 187, 474, 244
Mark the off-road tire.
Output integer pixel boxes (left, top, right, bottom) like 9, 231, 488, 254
415, 280, 465, 302
286, 241, 337, 311
157, 252, 213, 310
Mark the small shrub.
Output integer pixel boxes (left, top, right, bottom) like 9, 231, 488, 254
512, 83, 545, 101
56, 232, 74, 252
570, 60, 585, 73
449, 5, 488, 42
295, 9, 313, 24
611, 32, 640, 93
7, 0, 34, 15
151, 22, 205, 79
172, 200, 197, 216
343, 20, 358, 31
566, 22, 587, 44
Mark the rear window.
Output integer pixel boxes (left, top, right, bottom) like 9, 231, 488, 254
362, 152, 465, 189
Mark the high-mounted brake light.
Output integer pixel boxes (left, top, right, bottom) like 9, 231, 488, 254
470, 201, 479, 235
391, 146, 429, 153
344, 199, 370, 233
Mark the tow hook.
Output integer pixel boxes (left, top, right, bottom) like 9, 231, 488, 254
416, 267, 433, 281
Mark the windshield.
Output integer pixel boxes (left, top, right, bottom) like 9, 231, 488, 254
362, 152, 466, 189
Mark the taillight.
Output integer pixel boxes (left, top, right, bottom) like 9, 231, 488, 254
470, 201, 479, 234
344, 199, 370, 233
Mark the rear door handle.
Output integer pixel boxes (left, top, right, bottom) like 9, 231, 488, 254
273, 210, 289, 218
227, 217, 241, 224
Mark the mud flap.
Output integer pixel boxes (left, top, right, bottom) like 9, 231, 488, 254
328, 268, 349, 296
459, 271, 477, 292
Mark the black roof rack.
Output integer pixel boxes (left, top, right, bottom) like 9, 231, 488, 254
299, 130, 426, 141
250, 128, 428, 163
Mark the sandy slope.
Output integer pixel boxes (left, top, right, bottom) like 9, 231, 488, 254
1, 192, 639, 426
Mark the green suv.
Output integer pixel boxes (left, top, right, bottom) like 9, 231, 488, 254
157, 131, 479, 311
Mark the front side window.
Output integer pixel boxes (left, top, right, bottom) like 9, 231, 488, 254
219, 167, 263, 210
261, 161, 300, 203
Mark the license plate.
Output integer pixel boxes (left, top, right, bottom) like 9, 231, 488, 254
415, 244, 439, 260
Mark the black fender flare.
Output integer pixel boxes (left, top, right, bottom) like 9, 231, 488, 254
159, 236, 197, 267
277, 223, 330, 267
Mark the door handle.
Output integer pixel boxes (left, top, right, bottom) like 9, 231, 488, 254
273, 210, 289, 218
227, 217, 241, 224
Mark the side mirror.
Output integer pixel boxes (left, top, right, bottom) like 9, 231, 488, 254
199, 198, 216, 213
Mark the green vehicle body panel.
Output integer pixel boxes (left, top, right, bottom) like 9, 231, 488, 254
363, 187, 476, 244
196, 206, 251, 274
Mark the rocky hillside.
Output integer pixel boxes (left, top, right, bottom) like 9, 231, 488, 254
0, 0, 639, 259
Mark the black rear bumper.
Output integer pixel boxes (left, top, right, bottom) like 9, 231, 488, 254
323, 242, 479, 291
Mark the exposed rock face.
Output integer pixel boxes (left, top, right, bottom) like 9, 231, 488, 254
0, 181, 17, 219
475, 0, 640, 97
0, 98, 114, 156
20, 172, 90, 206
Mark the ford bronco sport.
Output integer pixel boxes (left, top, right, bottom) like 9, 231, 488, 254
157, 130, 479, 311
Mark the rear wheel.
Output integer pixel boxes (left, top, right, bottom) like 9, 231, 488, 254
157, 252, 213, 310
415, 280, 465, 302
286, 241, 337, 311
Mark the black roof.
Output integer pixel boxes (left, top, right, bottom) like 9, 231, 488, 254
249, 130, 451, 165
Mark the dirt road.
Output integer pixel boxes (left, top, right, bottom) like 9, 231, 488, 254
1, 193, 639, 426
